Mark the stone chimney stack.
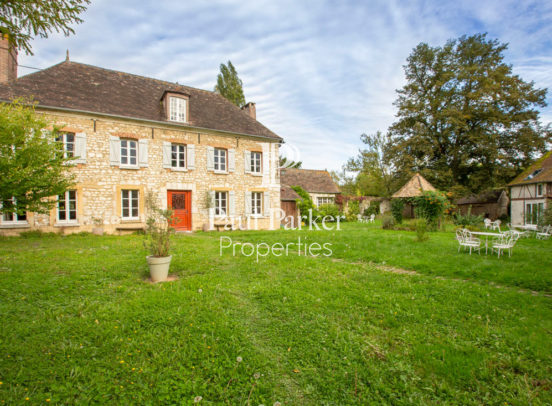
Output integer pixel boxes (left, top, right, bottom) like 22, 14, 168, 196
241, 102, 256, 120
0, 33, 17, 83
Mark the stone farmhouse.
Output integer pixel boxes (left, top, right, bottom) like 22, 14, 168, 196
0, 36, 282, 234
508, 151, 551, 226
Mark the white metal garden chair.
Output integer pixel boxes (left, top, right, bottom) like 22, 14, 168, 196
357, 214, 365, 223
456, 229, 481, 255
491, 231, 520, 258
369, 214, 375, 223
537, 225, 551, 240
484, 218, 492, 229
491, 220, 501, 231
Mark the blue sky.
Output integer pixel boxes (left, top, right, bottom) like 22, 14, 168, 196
19, 0, 552, 171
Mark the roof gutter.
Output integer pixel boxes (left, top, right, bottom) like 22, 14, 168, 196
0, 99, 283, 142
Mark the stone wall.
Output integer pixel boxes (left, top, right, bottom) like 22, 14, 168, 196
0, 110, 281, 235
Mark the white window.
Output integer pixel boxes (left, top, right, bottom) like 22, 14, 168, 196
58, 190, 77, 222
214, 148, 227, 172
251, 152, 262, 174
215, 191, 228, 216
169, 97, 187, 122
56, 132, 75, 158
171, 144, 186, 169
120, 139, 138, 167
251, 192, 262, 215
536, 184, 544, 197
121, 190, 139, 220
1, 198, 27, 224
526, 202, 544, 225
317, 197, 334, 207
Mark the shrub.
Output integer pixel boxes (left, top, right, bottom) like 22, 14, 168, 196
416, 218, 429, 242
364, 201, 380, 217
381, 214, 395, 230
541, 201, 552, 226
453, 206, 483, 227
414, 190, 451, 228
144, 191, 175, 257
391, 199, 405, 224
318, 204, 341, 222
291, 186, 318, 223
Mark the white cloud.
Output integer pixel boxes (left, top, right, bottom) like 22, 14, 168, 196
17, 0, 552, 171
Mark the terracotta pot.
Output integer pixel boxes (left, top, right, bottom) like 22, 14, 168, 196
146, 255, 172, 282
92, 227, 104, 236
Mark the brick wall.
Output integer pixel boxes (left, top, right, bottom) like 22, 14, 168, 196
0, 34, 17, 83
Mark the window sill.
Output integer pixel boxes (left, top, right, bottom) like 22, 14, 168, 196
171, 167, 188, 172
121, 219, 141, 223
214, 170, 228, 175
249, 172, 263, 177
54, 222, 79, 227
119, 165, 140, 170
0, 222, 30, 229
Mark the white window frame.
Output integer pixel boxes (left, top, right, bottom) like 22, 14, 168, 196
251, 151, 262, 174
120, 139, 138, 168
214, 191, 228, 217
317, 197, 334, 207
536, 184, 544, 197
57, 132, 75, 158
1, 198, 28, 225
251, 192, 263, 216
169, 97, 187, 122
214, 148, 227, 173
57, 190, 77, 223
526, 202, 544, 225
171, 143, 187, 169
121, 190, 139, 220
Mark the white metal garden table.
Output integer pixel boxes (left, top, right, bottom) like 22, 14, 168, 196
469, 231, 503, 255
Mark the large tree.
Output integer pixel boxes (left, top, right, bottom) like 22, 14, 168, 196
385, 33, 550, 195
0, 100, 74, 215
214, 61, 246, 107
0, 0, 89, 55
344, 132, 396, 197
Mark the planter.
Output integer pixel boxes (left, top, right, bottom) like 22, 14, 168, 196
146, 255, 172, 282
92, 227, 104, 236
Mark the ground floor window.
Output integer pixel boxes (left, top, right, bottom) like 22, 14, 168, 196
251, 192, 262, 215
317, 196, 334, 206
215, 191, 228, 216
58, 190, 77, 222
526, 202, 544, 225
122, 190, 139, 220
1, 198, 27, 224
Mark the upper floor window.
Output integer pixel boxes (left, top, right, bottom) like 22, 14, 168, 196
251, 152, 262, 174
214, 148, 227, 172
169, 97, 187, 122
172, 144, 186, 169
56, 132, 75, 158
1, 198, 27, 224
120, 139, 138, 167
58, 190, 77, 222
537, 183, 544, 197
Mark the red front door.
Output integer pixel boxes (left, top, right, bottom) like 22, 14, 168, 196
168, 190, 192, 230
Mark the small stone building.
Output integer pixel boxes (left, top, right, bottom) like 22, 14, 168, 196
280, 168, 340, 208
454, 190, 509, 220
391, 173, 436, 218
0, 36, 283, 234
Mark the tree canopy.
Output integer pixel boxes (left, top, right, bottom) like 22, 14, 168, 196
0, 100, 74, 215
0, 0, 89, 55
384, 33, 550, 195
279, 156, 302, 169
214, 61, 246, 107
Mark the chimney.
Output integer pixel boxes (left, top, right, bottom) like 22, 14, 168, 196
241, 102, 256, 120
0, 33, 17, 83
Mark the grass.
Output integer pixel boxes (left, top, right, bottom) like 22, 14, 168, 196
0, 225, 550, 404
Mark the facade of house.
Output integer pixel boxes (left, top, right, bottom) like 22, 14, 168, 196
0, 38, 282, 234
280, 168, 340, 207
508, 151, 552, 225
454, 190, 509, 220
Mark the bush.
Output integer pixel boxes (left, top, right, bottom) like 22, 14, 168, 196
541, 201, 552, 226
391, 199, 404, 224
318, 204, 341, 222
416, 218, 429, 242
381, 214, 395, 230
453, 206, 483, 227
364, 201, 380, 217
414, 190, 451, 228
291, 186, 319, 223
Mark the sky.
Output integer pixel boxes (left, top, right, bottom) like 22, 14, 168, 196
18, 0, 552, 171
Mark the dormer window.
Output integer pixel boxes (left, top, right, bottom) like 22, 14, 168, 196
169, 97, 187, 122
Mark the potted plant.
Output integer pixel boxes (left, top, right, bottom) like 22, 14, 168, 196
144, 192, 175, 282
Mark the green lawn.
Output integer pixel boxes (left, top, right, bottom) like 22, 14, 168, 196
0, 226, 551, 404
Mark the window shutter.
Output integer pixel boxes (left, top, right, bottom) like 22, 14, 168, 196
264, 192, 270, 217
244, 150, 251, 174
228, 149, 236, 172
187, 144, 195, 169
74, 132, 87, 164
208, 190, 215, 212
207, 146, 214, 171
245, 191, 252, 215
109, 136, 121, 166
162, 141, 172, 169
229, 191, 235, 216
138, 139, 148, 167
263, 150, 269, 175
